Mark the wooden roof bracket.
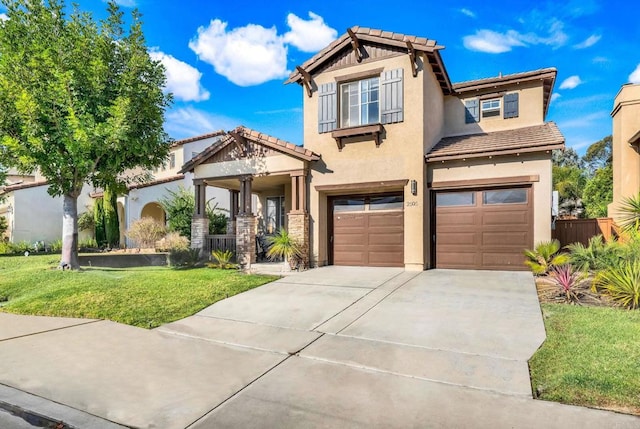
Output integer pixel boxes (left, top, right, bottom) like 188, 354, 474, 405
296, 66, 313, 98
347, 28, 363, 62
228, 132, 247, 156
406, 40, 418, 77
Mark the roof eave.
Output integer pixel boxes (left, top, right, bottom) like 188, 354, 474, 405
426, 143, 565, 163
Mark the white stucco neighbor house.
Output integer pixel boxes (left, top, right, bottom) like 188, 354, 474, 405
0, 132, 230, 247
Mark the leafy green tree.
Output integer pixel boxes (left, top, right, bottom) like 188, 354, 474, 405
0, 1, 170, 268
552, 147, 584, 169
583, 135, 612, 175
553, 165, 586, 217
160, 186, 227, 239
103, 186, 119, 248
582, 165, 613, 218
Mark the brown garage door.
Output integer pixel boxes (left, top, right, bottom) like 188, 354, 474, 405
435, 187, 532, 270
331, 194, 404, 267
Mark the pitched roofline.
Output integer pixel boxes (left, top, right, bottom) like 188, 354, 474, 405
285, 26, 451, 93
179, 126, 321, 174
1, 180, 49, 193
170, 130, 226, 148
128, 174, 185, 190
452, 68, 557, 118
426, 142, 565, 163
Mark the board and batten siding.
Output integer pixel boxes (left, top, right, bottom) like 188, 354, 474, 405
318, 82, 337, 133
503, 93, 519, 119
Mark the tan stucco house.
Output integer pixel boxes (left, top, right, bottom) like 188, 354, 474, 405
608, 83, 640, 222
182, 27, 565, 271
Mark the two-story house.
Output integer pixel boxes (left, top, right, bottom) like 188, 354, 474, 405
183, 26, 564, 271
0, 132, 230, 245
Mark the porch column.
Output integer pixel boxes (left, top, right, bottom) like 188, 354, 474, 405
191, 179, 209, 254
227, 190, 239, 234
236, 177, 256, 267
288, 171, 310, 269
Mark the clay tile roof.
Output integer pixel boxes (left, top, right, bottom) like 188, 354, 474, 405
170, 130, 226, 148
285, 26, 446, 85
128, 174, 184, 190
426, 122, 565, 162
1, 180, 49, 193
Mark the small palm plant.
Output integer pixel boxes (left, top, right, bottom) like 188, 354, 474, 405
524, 239, 570, 275
594, 260, 640, 309
210, 249, 237, 270
267, 229, 301, 272
617, 193, 640, 232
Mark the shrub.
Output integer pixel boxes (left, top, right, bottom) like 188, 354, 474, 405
160, 186, 227, 239
550, 265, 588, 304
49, 239, 63, 253
126, 218, 167, 249
77, 210, 95, 233
12, 241, 33, 254
617, 193, 640, 232
209, 211, 227, 235
0, 241, 14, 254
210, 249, 237, 269
567, 235, 622, 272
594, 261, 640, 309
524, 240, 570, 275
78, 238, 98, 249
0, 215, 8, 236
156, 232, 189, 252
168, 248, 202, 268
103, 186, 120, 248
267, 229, 302, 270
94, 197, 106, 246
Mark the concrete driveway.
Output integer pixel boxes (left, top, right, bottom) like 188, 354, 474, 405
0, 267, 638, 428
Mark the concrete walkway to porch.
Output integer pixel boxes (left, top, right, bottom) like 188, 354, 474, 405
0, 267, 638, 428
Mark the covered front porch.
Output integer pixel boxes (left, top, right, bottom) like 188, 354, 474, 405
180, 126, 320, 268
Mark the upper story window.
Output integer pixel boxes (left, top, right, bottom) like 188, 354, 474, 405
481, 99, 501, 118
317, 68, 404, 134
465, 92, 519, 124
340, 77, 380, 127
169, 153, 176, 169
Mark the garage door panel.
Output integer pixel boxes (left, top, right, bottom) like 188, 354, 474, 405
332, 194, 404, 268
435, 187, 532, 271
483, 210, 529, 226
481, 231, 530, 246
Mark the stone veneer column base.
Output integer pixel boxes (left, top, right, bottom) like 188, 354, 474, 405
287, 212, 310, 269
191, 217, 209, 255
236, 215, 256, 267
226, 220, 236, 235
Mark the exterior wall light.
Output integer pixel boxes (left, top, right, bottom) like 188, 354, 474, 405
411, 179, 418, 196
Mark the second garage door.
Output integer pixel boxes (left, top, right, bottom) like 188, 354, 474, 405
331, 194, 404, 267
435, 187, 533, 270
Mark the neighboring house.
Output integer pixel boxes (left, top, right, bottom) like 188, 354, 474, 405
0, 132, 230, 245
608, 83, 640, 222
183, 26, 564, 271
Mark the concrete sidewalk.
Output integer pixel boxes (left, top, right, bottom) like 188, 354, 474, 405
0, 267, 638, 428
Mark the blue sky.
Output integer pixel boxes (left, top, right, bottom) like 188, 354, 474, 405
4, 0, 640, 153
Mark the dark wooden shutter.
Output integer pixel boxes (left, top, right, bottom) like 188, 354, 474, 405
504, 93, 519, 119
381, 68, 403, 124
465, 99, 479, 123
318, 82, 337, 133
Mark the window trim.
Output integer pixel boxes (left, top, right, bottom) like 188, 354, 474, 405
265, 196, 285, 234
481, 98, 501, 118
339, 76, 381, 128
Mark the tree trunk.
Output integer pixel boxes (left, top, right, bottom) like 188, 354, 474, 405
60, 194, 79, 270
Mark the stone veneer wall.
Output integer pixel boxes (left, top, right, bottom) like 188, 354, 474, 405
236, 215, 256, 267
288, 213, 310, 268
191, 217, 209, 253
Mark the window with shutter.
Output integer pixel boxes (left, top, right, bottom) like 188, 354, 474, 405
503, 93, 519, 119
318, 82, 337, 133
465, 99, 479, 123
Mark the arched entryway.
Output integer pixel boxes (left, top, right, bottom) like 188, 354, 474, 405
140, 202, 166, 224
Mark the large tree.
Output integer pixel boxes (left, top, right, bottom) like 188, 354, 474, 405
583, 135, 612, 176
0, 1, 171, 268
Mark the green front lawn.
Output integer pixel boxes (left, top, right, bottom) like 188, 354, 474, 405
0, 255, 277, 328
530, 303, 640, 415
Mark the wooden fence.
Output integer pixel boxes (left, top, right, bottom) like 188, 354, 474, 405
206, 234, 236, 254
552, 218, 616, 248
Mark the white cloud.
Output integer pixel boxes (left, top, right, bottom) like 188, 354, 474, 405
165, 107, 238, 139
630, 64, 640, 84
463, 19, 567, 53
283, 12, 337, 53
559, 75, 583, 89
149, 50, 210, 102
463, 29, 525, 53
574, 34, 601, 49
558, 111, 608, 129
550, 93, 561, 103
0, 13, 8, 21
460, 8, 476, 18
189, 19, 289, 86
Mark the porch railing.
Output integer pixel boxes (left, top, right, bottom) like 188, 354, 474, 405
206, 234, 236, 255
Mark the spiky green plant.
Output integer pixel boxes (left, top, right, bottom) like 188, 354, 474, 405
210, 249, 237, 270
267, 229, 301, 271
524, 239, 570, 275
617, 193, 640, 232
566, 235, 622, 272
594, 261, 640, 309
